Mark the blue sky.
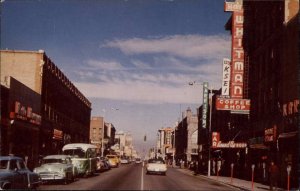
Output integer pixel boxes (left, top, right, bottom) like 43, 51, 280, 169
1, 0, 231, 153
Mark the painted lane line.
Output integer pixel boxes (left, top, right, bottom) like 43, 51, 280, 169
141, 165, 144, 190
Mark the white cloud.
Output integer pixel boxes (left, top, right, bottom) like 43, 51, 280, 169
75, 34, 228, 104
75, 80, 203, 105
103, 34, 230, 60
85, 59, 124, 70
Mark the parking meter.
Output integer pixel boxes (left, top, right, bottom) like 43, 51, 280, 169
287, 165, 291, 175
251, 164, 255, 171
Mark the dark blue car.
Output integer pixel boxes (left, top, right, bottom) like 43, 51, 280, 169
0, 156, 41, 189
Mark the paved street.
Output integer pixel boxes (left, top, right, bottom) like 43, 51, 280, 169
38, 163, 240, 190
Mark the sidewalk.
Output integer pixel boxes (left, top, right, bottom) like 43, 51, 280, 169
175, 167, 285, 191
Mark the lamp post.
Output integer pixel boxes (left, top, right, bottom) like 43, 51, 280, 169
208, 89, 212, 176
189, 81, 214, 177
101, 108, 119, 157
172, 122, 178, 167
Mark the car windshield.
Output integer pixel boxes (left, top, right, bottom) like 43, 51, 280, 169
43, 158, 66, 164
63, 149, 86, 158
148, 159, 165, 164
0, 160, 8, 169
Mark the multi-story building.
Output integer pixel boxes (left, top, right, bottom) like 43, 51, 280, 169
175, 108, 198, 164
114, 131, 133, 157
1, 49, 91, 167
104, 122, 116, 154
90, 116, 104, 154
157, 127, 174, 160
90, 117, 117, 156
243, 0, 299, 187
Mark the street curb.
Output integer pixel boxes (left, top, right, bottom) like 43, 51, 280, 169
174, 168, 275, 191
175, 168, 245, 190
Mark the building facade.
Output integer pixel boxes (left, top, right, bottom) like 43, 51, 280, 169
0, 77, 41, 170
175, 108, 198, 164
243, 0, 299, 188
90, 116, 104, 154
1, 50, 91, 168
157, 127, 174, 161
114, 131, 133, 157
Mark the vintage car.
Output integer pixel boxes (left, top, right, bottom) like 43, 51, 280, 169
146, 158, 167, 175
106, 155, 120, 168
0, 156, 41, 189
96, 157, 111, 172
135, 158, 142, 164
33, 155, 78, 184
120, 157, 130, 164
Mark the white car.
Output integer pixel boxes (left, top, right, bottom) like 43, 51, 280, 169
146, 158, 167, 175
34, 155, 77, 184
135, 158, 142, 164
120, 158, 129, 164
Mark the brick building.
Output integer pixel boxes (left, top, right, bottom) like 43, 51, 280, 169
243, 0, 299, 187
1, 49, 91, 168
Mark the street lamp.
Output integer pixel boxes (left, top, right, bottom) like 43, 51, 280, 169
188, 81, 214, 177
208, 89, 213, 177
101, 108, 119, 157
172, 121, 178, 167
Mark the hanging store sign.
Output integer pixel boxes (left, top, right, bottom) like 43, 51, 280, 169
264, 125, 277, 142
216, 96, 250, 113
202, 82, 209, 129
222, 58, 231, 96
230, 10, 244, 99
212, 132, 247, 148
224, 1, 243, 12
222, 0, 251, 114
53, 129, 63, 140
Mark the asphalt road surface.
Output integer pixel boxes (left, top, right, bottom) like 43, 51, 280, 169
38, 163, 240, 190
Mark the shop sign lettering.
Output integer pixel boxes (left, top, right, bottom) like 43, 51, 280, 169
224, 1, 242, 12
264, 125, 277, 142
222, 58, 231, 96
283, 99, 299, 116
216, 96, 250, 111
13, 101, 41, 125
202, 82, 209, 129
212, 131, 247, 148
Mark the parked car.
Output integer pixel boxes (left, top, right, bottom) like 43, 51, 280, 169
146, 158, 167, 175
96, 157, 111, 172
33, 155, 78, 184
106, 155, 119, 168
0, 156, 41, 189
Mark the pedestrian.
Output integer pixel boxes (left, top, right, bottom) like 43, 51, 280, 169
193, 161, 199, 175
268, 161, 279, 191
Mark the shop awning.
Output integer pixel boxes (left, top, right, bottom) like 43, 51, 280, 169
278, 131, 298, 139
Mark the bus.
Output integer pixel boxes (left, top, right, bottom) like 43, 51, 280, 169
62, 143, 97, 177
